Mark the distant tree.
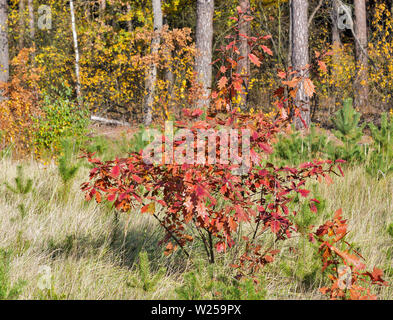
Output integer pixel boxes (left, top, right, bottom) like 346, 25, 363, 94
332, 0, 341, 46
195, 0, 214, 109
354, 0, 369, 112
237, 0, 250, 110
0, 0, 9, 91
18, 0, 25, 49
143, 0, 163, 126
70, 0, 81, 101
291, 0, 310, 128
28, 0, 34, 44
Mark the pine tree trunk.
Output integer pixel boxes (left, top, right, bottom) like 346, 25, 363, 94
331, 0, 342, 113
195, 0, 214, 109
99, 0, 106, 21
0, 0, 9, 89
18, 0, 25, 49
143, 0, 163, 126
354, 0, 369, 112
291, 0, 310, 129
126, 3, 133, 32
28, 0, 34, 44
237, 0, 250, 110
332, 0, 341, 46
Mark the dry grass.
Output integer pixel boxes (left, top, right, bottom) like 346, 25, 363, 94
0, 158, 392, 300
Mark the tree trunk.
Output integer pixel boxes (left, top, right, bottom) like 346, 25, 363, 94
291, 0, 310, 129
237, 0, 250, 110
18, 0, 25, 49
143, 0, 163, 126
331, 0, 342, 114
99, 0, 106, 20
70, 0, 81, 102
28, 0, 34, 44
126, 3, 133, 32
354, 0, 369, 112
0, 0, 9, 89
195, 0, 214, 109
332, 0, 341, 46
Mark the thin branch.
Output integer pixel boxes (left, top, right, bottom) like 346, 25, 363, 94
153, 213, 190, 258
308, 0, 324, 27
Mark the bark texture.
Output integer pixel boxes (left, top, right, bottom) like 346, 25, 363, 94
28, 0, 34, 43
291, 0, 310, 129
18, 0, 25, 49
237, 0, 250, 110
70, 0, 81, 101
0, 0, 9, 86
332, 0, 341, 46
195, 0, 214, 109
143, 0, 163, 126
354, 0, 369, 112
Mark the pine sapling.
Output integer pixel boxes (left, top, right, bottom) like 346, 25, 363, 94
4, 165, 33, 219
129, 251, 166, 293
0, 249, 26, 300
328, 98, 366, 162
58, 138, 80, 200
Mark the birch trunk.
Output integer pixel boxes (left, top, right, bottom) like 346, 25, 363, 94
70, 0, 81, 101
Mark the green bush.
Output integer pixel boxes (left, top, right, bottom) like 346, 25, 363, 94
33, 86, 89, 156
128, 251, 166, 293
366, 113, 393, 178
176, 261, 266, 300
4, 165, 33, 219
58, 138, 80, 200
272, 124, 332, 166
0, 249, 25, 300
327, 98, 366, 162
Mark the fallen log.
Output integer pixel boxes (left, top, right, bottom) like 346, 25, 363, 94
90, 115, 130, 127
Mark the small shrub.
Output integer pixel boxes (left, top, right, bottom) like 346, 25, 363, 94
0, 249, 26, 300
33, 85, 89, 157
4, 165, 33, 219
272, 124, 332, 166
366, 113, 393, 178
328, 98, 366, 162
129, 251, 166, 293
176, 261, 266, 300
58, 138, 80, 200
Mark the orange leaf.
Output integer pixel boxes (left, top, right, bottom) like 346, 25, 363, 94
304, 78, 316, 97
261, 45, 273, 56
95, 191, 102, 203
248, 53, 261, 67
218, 76, 228, 90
